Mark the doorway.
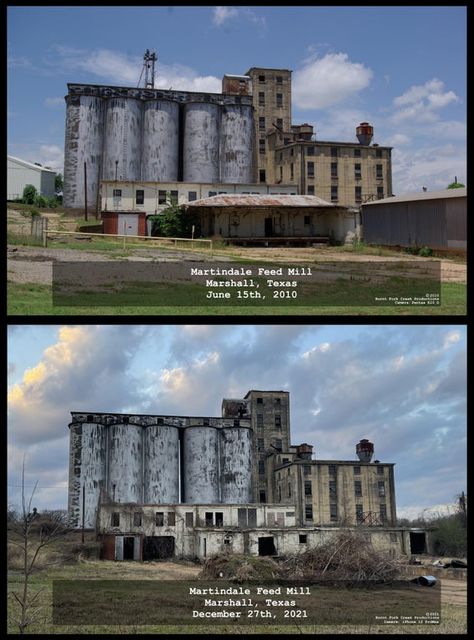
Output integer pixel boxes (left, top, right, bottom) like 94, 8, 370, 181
258, 536, 276, 556
123, 536, 135, 560
410, 532, 426, 554
143, 536, 175, 560
264, 217, 273, 237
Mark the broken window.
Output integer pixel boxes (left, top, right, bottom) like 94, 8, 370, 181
353, 466, 361, 475
205, 512, 213, 527
331, 186, 338, 202
215, 512, 223, 527
276, 93, 283, 107
158, 190, 167, 204
257, 414, 264, 428
328, 465, 337, 475
135, 189, 144, 205
299, 534, 307, 543
376, 164, 383, 179
156, 512, 164, 526
185, 512, 193, 527
133, 513, 142, 527
378, 481, 386, 497
111, 512, 120, 527
305, 505, 313, 520
307, 161, 314, 177
356, 504, 364, 523
167, 512, 176, 526
259, 75, 265, 83
355, 186, 362, 203
329, 480, 337, 496
354, 163, 362, 179
354, 480, 362, 497
257, 438, 264, 451
331, 162, 338, 178
304, 481, 312, 496
275, 414, 281, 428
258, 460, 265, 475
259, 116, 266, 131
330, 503, 338, 521
380, 504, 387, 521
258, 91, 265, 105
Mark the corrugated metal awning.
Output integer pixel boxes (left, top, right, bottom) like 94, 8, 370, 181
185, 194, 340, 208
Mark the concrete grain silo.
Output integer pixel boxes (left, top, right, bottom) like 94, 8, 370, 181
143, 424, 180, 503
141, 100, 180, 182
182, 425, 220, 503
183, 102, 220, 183
68, 419, 107, 528
219, 104, 255, 183
107, 422, 143, 503
63, 95, 105, 210
220, 426, 253, 503
102, 98, 143, 181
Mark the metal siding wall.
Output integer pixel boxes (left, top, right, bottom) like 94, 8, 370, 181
446, 197, 467, 243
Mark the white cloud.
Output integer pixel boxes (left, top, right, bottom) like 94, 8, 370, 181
443, 331, 461, 349
213, 6, 239, 26
44, 97, 64, 108
37, 145, 64, 171
293, 53, 373, 110
53, 46, 221, 93
392, 78, 461, 124
385, 133, 410, 146
391, 143, 466, 193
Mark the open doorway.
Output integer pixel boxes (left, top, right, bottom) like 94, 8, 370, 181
410, 532, 426, 554
258, 536, 276, 556
123, 536, 135, 560
264, 217, 273, 237
143, 536, 175, 560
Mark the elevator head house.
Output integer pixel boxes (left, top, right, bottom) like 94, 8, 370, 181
68, 390, 430, 560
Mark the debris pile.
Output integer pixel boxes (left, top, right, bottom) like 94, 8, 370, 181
199, 554, 283, 582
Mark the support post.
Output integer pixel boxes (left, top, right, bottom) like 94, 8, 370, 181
84, 162, 88, 222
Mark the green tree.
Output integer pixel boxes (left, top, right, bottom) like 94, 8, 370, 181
149, 204, 201, 238
54, 173, 63, 195
22, 184, 37, 205
447, 181, 465, 189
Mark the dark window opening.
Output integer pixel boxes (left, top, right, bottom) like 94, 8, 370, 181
258, 460, 265, 475
377, 466, 385, 475
331, 147, 338, 157
305, 505, 313, 520
290, 148, 294, 156
136, 189, 144, 205
257, 438, 264, 451
257, 414, 264, 428
304, 215, 311, 225
259, 116, 266, 131
353, 466, 361, 475
259, 139, 266, 154
275, 415, 281, 427
158, 190, 167, 204
356, 504, 364, 523
307, 146, 314, 155
143, 536, 174, 560
157, 418, 164, 425
156, 512, 164, 526
378, 481, 386, 497
330, 504, 338, 521
355, 186, 362, 202
380, 504, 387, 521
275, 397, 281, 405
354, 480, 362, 497
377, 187, 384, 199
376, 164, 383, 179
328, 465, 337, 475
276, 93, 283, 107
167, 512, 176, 526
354, 148, 361, 157
299, 534, 308, 543
275, 438, 282, 451
113, 189, 122, 198
259, 169, 266, 183
258, 91, 265, 105
256, 397, 263, 404
234, 419, 240, 427
170, 190, 178, 205
331, 186, 338, 202
307, 161, 314, 177
258, 536, 276, 556
290, 163, 294, 180
215, 512, 223, 527
208, 191, 217, 197
205, 512, 213, 527
304, 464, 311, 476
304, 481, 312, 495
276, 118, 283, 129
331, 162, 338, 178
259, 75, 265, 83
188, 191, 197, 202
376, 149, 383, 158
288, 483, 292, 498
307, 186, 315, 195
355, 163, 362, 179
329, 480, 337, 496
133, 513, 142, 527
111, 512, 120, 527
276, 76, 283, 84
185, 512, 193, 527
259, 490, 266, 503
278, 486, 281, 501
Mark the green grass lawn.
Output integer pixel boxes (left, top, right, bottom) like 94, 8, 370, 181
7, 281, 466, 316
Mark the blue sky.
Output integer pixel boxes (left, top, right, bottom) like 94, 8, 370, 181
8, 324, 467, 521
7, 5, 466, 193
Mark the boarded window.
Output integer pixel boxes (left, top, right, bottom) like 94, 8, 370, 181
238, 508, 247, 527
111, 512, 120, 527
167, 512, 176, 526
354, 480, 362, 497
215, 512, 223, 527
185, 512, 193, 527
156, 512, 164, 526
133, 513, 142, 527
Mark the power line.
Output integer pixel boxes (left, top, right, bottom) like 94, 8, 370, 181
8, 483, 67, 489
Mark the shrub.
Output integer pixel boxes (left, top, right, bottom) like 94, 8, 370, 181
419, 246, 433, 257
47, 196, 58, 208
432, 514, 467, 556
150, 204, 201, 238
33, 194, 48, 208
22, 184, 37, 204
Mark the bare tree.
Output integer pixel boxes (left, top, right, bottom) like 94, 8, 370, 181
8, 457, 72, 634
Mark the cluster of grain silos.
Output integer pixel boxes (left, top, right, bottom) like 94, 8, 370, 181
63, 86, 256, 210
68, 414, 253, 528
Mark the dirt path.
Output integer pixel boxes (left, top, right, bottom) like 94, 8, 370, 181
440, 578, 467, 606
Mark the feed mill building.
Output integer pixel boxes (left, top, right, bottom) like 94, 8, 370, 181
68, 390, 429, 561
63, 60, 393, 221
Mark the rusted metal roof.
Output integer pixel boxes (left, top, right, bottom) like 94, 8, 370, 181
185, 194, 338, 208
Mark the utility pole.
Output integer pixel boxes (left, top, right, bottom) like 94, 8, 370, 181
83, 162, 88, 221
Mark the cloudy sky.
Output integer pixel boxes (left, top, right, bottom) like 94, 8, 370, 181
8, 324, 466, 521
7, 5, 466, 193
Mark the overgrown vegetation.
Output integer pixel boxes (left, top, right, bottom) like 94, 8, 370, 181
149, 204, 201, 238
21, 184, 61, 209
